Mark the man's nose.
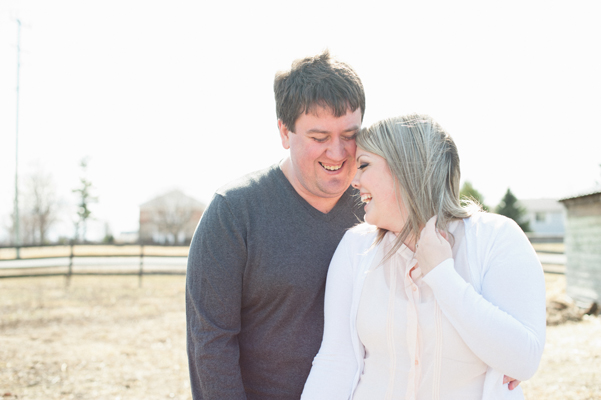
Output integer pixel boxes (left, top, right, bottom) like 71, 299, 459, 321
326, 136, 346, 160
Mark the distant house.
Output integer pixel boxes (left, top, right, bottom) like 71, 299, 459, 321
115, 231, 139, 244
139, 190, 205, 244
559, 189, 601, 306
520, 198, 565, 239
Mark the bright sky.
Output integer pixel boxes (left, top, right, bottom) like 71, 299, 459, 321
1, 0, 600, 242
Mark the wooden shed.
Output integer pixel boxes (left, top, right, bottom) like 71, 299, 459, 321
559, 189, 601, 306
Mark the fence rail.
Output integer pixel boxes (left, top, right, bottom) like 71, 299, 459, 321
0, 244, 189, 286
0, 242, 565, 283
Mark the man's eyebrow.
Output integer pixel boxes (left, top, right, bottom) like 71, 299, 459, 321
306, 126, 360, 134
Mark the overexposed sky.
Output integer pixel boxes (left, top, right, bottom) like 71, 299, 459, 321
1, 0, 600, 241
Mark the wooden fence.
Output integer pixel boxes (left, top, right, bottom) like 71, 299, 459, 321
0, 244, 189, 286
0, 241, 565, 286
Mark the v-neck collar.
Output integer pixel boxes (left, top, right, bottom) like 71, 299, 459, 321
273, 164, 358, 222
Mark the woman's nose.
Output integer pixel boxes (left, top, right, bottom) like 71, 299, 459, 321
351, 172, 360, 189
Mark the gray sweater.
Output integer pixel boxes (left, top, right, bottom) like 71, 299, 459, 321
186, 164, 364, 399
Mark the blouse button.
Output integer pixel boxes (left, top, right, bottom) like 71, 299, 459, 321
412, 285, 417, 292
415, 359, 419, 365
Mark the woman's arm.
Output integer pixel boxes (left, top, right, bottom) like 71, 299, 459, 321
301, 233, 361, 400
418, 216, 546, 381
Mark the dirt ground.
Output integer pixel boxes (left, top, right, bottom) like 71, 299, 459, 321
1, 273, 600, 400
521, 272, 601, 400
0, 276, 190, 400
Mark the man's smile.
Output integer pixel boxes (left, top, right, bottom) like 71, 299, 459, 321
319, 161, 345, 171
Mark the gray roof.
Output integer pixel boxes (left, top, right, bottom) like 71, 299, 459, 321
520, 198, 564, 212
559, 185, 601, 202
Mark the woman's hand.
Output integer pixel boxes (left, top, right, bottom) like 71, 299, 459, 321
416, 215, 452, 276
504, 375, 521, 390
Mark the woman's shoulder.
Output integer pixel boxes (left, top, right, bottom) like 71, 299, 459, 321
329, 224, 380, 276
465, 211, 524, 235
345, 222, 379, 238
339, 223, 379, 250
465, 211, 532, 255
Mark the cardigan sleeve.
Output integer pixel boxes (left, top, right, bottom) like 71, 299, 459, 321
186, 194, 248, 399
422, 216, 546, 381
301, 232, 360, 400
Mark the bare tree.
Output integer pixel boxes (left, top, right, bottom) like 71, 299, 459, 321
26, 167, 58, 244
6, 165, 59, 245
7, 209, 35, 245
153, 195, 196, 244
139, 190, 204, 244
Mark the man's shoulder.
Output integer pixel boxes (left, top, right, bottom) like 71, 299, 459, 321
197, 165, 283, 233
216, 164, 284, 200
201, 164, 288, 223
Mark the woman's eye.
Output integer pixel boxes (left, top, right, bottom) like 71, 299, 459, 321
358, 163, 368, 170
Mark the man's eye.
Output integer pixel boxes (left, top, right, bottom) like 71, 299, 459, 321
358, 163, 368, 170
312, 137, 327, 143
343, 133, 357, 141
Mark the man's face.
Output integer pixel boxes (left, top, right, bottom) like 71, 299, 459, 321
279, 107, 361, 202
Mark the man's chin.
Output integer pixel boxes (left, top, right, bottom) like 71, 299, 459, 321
317, 180, 353, 197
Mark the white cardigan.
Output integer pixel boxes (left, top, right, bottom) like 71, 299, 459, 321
302, 212, 546, 400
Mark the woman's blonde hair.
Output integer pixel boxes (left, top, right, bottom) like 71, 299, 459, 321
356, 113, 480, 255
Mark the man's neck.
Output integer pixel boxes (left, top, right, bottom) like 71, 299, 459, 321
279, 159, 344, 214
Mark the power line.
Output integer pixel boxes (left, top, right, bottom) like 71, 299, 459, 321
14, 18, 21, 258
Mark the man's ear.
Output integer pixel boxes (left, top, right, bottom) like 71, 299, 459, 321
278, 120, 291, 150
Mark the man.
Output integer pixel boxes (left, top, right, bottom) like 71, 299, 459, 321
186, 50, 365, 399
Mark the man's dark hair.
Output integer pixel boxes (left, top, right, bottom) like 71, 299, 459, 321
274, 50, 365, 132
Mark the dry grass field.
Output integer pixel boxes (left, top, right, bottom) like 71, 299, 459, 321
0, 272, 599, 400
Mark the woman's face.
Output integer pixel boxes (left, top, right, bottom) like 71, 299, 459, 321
352, 147, 406, 232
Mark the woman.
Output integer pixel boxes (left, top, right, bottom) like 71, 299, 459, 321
301, 114, 546, 399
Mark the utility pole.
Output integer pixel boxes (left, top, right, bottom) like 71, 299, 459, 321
14, 19, 21, 258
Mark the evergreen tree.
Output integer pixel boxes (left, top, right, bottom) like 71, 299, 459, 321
495, 188, 530, 232
460, 181, 489, 211
72, 157, 98, 242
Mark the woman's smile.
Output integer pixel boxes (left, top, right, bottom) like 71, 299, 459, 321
352, 148, 405, 233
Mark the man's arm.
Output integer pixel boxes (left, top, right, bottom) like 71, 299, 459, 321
186, 194, 247, 399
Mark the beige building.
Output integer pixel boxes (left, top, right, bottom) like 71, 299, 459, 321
520, 198, 565, 240
559, 189, 601, 306
139, 190, 205, 244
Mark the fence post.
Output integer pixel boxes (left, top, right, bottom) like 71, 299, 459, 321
66, 241, 74, 287
138, 244, 144, 288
